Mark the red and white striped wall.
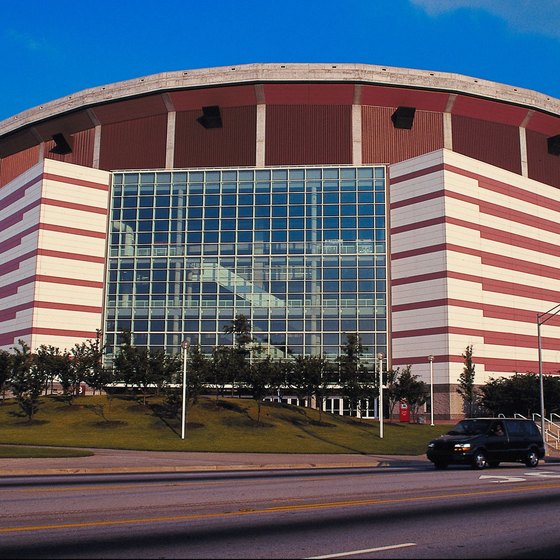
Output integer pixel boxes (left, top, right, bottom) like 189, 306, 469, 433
0, 159, 110, 352
390, 149, 560, 417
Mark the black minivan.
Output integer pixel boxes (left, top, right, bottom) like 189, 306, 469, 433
427, 418, 545, 469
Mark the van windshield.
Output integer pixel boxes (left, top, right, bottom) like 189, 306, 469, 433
447, 419, 492, 436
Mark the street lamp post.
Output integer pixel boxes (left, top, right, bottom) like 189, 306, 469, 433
537, 304, 560, 441
428, 355, 434, 426
181, 339, 190, 440
377, 353, 384, 439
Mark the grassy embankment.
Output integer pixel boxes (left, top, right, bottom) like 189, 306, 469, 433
0, 394, 451, 458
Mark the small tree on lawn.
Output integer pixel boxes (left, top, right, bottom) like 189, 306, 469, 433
78, 337, 114, 396
0, 349, 12, 403
458, 344, 479, 417
113, 330, 177, 405
245, 355, 273, 425
396, 365, 428, 422
338, 333, 373, 417
223, 314, 254, 396
9, 340, 44, 422
385, 367, 402, 422
36, 345, 76, 404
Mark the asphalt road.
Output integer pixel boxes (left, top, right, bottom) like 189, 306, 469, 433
2, 454, 560, 558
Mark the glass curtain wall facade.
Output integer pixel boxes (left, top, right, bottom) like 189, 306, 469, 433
105, 166, 387, 364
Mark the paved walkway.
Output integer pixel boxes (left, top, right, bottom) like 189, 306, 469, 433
2, 447, 558, 477
0, 448, 430, 476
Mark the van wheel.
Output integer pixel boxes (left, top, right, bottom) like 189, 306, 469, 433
525, 450, 539, 468
472, 451, 488, 470
434, 461, 448, 470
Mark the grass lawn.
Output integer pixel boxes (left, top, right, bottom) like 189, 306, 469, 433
0, 394, 452, 456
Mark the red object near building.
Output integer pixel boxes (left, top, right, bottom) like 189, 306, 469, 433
399, 400, 410, 423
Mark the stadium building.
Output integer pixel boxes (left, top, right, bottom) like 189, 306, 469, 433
1, 63, 559, 419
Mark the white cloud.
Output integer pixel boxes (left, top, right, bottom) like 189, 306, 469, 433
5, 29, 53, 52
410, 0, 560, 38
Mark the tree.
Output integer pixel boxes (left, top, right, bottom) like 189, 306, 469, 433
479, 373, 560, 417
77, 338, 114, 396
9, 340, 44, 422
0, 349, 12, 403
209, 345, 232, 399
396, 365, 428, 422
337, 333, 374, 417
35, 345, 76, 404
385, 367, 403, 422
288, 355, 333, 420
457, 344, 479, 417
245, 356, 274, 425
223, 314, 254, 396
112, 331, 177, 405
164, 344, 208, 424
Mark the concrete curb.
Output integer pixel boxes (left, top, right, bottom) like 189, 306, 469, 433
0, 461, 391, 477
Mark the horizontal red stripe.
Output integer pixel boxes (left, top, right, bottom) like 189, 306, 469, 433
42, 197, 108, 215
35, 275, 103, 288
392, 216, 560, 259
0, 224, 40, 253
391, 270, 560, 304
390, 188, 443, 210
446, 164, 560, 213
0, 327, 98, 348
1, 199, 106, 236
392, 241, 560, 282
41, 223, 106, 239
389, 163, 445, 185
0, 174, 42, 211
391, 162, 560, 215
0, 199, 41, 231
0, 250, 36, 277
0, 275, 103, 298
37, 249, 105, 264
0, 330, 32, 347
31, 327, 98, 338
391, 215, 445, 234
391, 355, 559, 375
393, 298, 560, 328
0, 223, 105, 259
1, 172, 108, 217
0, 301, 102, 322
43, 172, 109, 192
0, 249, 104, 278
392, 325, 559, 353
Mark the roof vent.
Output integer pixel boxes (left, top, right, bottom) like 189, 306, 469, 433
197, 106, 222, 129
548, 135, 560, 156
391, 107, 416, 130
49, 133, 72, 155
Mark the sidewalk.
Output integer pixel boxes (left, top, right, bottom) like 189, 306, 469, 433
0, 448, 430, 477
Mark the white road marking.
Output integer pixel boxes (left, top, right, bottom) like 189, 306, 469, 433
306, 542, 417, 559
479, 474, 526, 483
524, 471, 560, 478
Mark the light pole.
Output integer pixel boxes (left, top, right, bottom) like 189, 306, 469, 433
377, 353, 384, 439
181, 339, 190, 440
537, 303, 560, 440
428, 355, 434, 426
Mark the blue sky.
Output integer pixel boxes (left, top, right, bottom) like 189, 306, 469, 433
1, 0, 559, 122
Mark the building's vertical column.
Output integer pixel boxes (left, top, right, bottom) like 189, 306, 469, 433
163, 94, 176, 169
30, 129, 45, 162
519, 110, 534, 178
352, 85, 362, 166
443, 94, 456, 150
255, 84, 266, 168
87, 109, 102, 169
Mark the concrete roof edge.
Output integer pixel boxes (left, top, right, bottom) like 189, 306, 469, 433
1, 63, 559, 137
